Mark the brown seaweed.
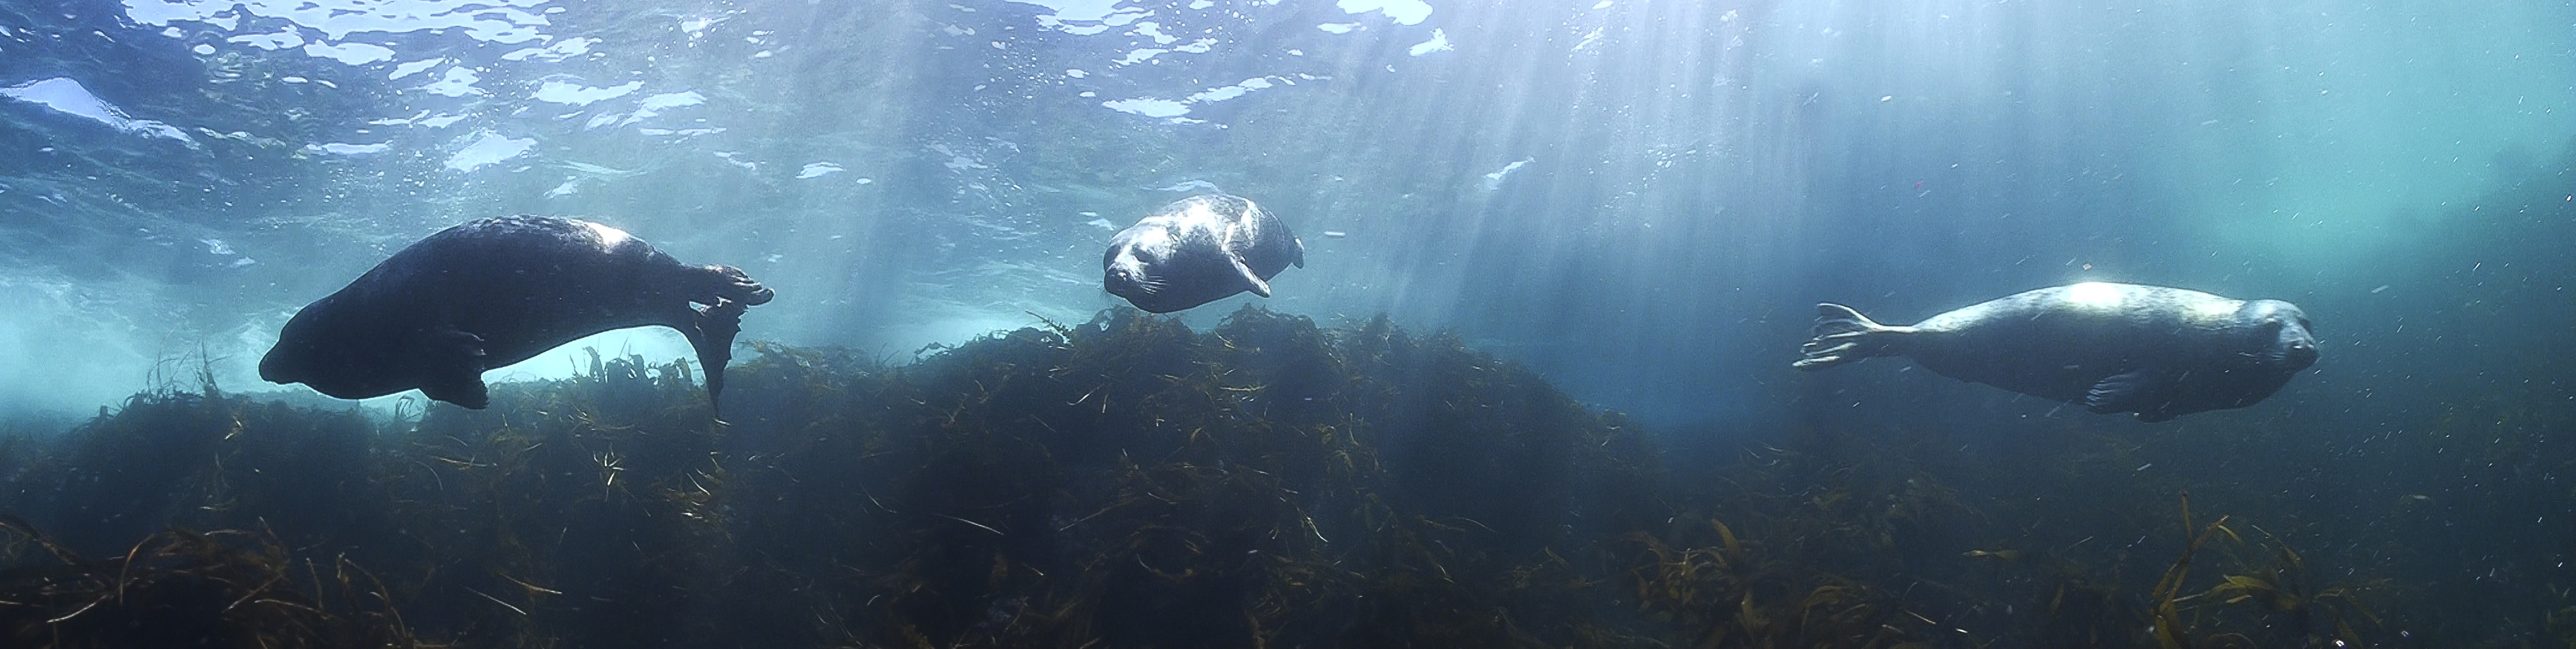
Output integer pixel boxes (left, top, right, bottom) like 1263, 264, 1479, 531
0, 515, 431, 649
0, 305, 2550, 647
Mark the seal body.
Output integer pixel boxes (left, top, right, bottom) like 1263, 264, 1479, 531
259, 215, 774, 410
1104, 194, 1304, 313
1793, 282, 2317, 422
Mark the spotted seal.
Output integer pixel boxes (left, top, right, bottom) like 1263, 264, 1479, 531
1793, 282, 2317, 422
259, 215, 774, 410
1103, 193, 1304, 313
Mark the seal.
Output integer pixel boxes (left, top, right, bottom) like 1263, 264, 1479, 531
1104, 193, 1304, 313
1792, 282, 2317, 422
258, 215, 776, 410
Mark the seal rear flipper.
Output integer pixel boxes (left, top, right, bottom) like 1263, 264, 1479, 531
687, 298, 752, 413
682, 264, 774, 307
1229, 252, 1274, 298
1792, 303, 1903, 370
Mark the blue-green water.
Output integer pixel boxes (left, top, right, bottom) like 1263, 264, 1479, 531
0, 0, 2571, 646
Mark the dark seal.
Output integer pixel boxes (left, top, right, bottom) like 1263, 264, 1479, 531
1793, 282, 2317, 422
259, 215, 775, 410
1104, 193, 1304, 313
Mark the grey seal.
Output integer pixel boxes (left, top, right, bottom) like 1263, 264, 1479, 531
259, 215, 774, 410
1103, 193, 1304, 313
1793, 282, 2317, 422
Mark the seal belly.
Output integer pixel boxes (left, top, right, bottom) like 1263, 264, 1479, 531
1909, 294, 2181, 402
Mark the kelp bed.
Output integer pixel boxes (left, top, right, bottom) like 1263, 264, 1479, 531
0, 306, 2563, 648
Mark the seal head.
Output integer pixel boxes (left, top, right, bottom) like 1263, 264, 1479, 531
1793, 282, 2317, 422
1104, 194, 1304, 313
259, 215, 774, 410
2236, 299, 2320, 368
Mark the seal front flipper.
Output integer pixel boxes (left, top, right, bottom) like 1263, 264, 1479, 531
1219, 213, 1275, 297
1792, 303, 1909, 370
2085, 370, 2156, 416
1229, 251, 1273, 298
417, 328, 492, 409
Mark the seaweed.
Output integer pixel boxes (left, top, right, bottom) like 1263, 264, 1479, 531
2145, 495, 2385, 649
0, 305, 2552, 647
709, 306, 1667, 648
0, 515, 431, 649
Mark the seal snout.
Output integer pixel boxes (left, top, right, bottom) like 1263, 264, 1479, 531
257, 334, 311, 384
256, 351, 295, 383
2282, 338, 2320, 367
1105, 266, 1161, 298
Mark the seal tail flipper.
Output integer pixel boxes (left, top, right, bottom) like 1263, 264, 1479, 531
696, 264, 774, 306
687, 298, 751, 413
1792, 303, 1906, 370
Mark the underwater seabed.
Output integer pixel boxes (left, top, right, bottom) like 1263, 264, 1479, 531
0, 306, 2563, 648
